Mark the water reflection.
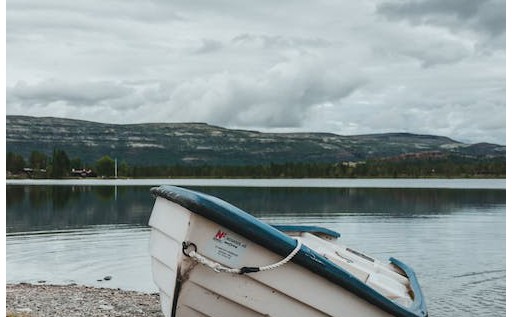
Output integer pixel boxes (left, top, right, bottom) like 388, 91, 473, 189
193, 186, 504, 216
7, 186, 153, 233
7, 185, 505, 233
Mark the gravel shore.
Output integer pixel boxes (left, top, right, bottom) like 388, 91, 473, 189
6, 283, 164, 317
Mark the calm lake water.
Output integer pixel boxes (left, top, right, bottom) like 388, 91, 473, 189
6, 179, 506, 316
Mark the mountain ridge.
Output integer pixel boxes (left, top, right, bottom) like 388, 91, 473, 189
6, 115, 505, 166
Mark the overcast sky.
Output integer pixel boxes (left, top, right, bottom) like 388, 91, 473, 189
6, 0, 505, 144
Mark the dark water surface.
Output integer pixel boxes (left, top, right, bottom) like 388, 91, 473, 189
6, 183, 505, 316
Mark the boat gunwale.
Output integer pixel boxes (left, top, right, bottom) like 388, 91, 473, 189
150, 185, 428, 317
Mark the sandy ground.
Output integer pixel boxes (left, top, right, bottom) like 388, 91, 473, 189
6, 283, 165, 317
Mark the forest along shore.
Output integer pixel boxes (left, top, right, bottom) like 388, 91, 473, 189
6, 283, 164, 317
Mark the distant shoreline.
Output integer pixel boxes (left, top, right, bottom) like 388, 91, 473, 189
6, 178, 506, 189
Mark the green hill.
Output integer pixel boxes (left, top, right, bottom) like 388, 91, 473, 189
6, 115, 505, 166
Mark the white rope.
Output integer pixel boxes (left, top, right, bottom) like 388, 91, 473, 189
258, 239, 302, 272
185, 239, 302, 274
188, 250, 241, 274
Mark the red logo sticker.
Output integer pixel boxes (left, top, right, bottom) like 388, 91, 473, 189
214, 230, 227, 241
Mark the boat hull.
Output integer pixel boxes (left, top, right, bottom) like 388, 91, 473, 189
148, 185, 427, 317
150, 197, 397, 317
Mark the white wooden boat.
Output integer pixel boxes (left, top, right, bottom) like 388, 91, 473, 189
148, 185, 428, 317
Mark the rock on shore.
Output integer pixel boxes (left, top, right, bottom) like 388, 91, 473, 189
6, 283, 164, 317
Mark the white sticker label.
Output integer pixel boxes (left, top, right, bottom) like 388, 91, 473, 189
204, 229, 248, 267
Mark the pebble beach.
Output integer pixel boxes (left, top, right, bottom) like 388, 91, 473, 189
6, 284, 164, 317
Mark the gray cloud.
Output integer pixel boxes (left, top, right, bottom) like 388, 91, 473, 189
7, 0, 185, 25
147, 56, 366, 128
399, 39, 472, 67
232, 34, 332, 50
377, 0, 505, 39
8, 80, 135, 107
193, 39, 224, 54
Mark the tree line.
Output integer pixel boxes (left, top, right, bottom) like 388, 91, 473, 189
6, 149, 505, 179
7, 149, 116, 178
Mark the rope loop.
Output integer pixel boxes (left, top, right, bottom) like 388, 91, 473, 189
182, 238, 302, 274
182, 241, 197, 257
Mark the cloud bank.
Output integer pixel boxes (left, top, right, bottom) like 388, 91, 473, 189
6, 0, 505, 144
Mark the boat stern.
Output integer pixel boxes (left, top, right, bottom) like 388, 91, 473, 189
148, 196, 192, 317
